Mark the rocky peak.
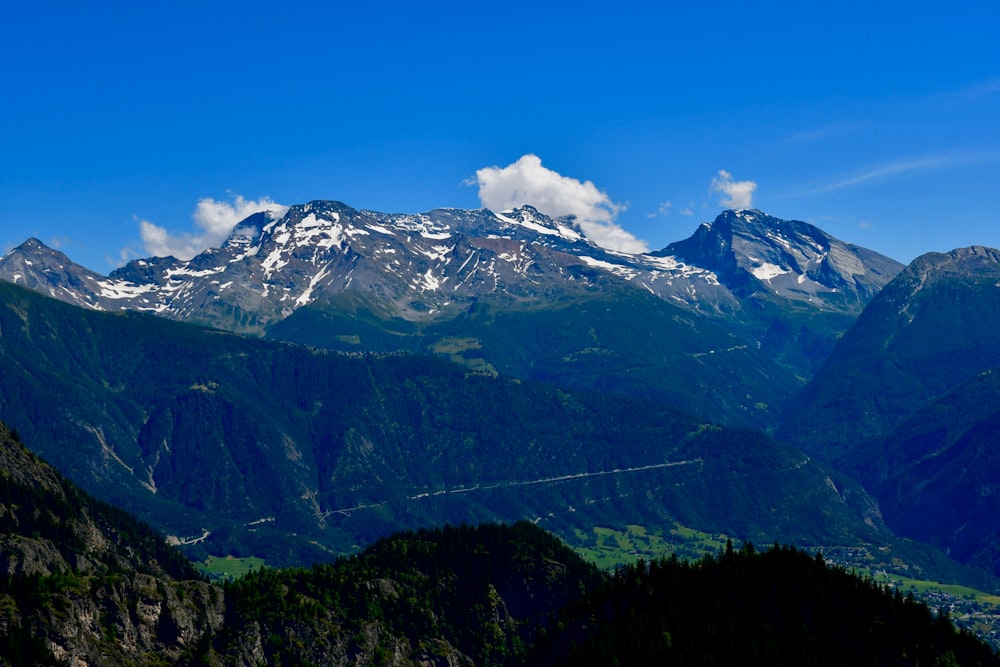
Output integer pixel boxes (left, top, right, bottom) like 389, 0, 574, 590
661, 209, 903, 307
109, 254, 179, 286
865, 246, 1000, 318
905, 245, 1000, 285
0, 238, 107, 305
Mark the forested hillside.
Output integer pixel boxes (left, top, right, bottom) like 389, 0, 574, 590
780, 247, 1000, 576
0, 422, 221, 664
542, 543, 999, 666
0, 420, 995, 666
0, 280, 888, 567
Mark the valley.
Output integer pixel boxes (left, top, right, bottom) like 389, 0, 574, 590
0, 418, 996, 665
0, 268, 894, 572
6, 1, 997, 660
1, 202, 999, 662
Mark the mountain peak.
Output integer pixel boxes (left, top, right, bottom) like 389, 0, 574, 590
868, 245, 1000, 315
13, 236, 47, 250
906, 245, 1000, 281
723, 207, 768, 221
493, 205, 587, 243
9, 236, 70, 258
0, 237, 107, 305
661, 209, 903, 307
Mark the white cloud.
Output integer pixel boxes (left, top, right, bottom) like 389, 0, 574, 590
647, 201, 673, 219
781, 122, 870, 145
788, 151, 1000, 197
938, 77, 1000, 106
710, 170, 757, 209
680, 206, 694, 216
139, 194, 288, 259
472, 154, 648, 253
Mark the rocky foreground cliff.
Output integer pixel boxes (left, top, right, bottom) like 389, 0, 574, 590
0, 420, 599, 666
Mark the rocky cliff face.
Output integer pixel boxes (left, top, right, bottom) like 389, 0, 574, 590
0, 422, 226, 665
0, 429, 600, 666
661, 209, 902, 308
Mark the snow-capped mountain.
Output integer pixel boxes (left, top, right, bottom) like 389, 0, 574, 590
0, 203, 902, 336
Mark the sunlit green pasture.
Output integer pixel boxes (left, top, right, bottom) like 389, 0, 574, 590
196, 555, 266, 581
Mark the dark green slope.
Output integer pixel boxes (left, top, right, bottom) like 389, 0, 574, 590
0, 420, 995, 666
266, 287, 800, 431
0, 422, 605, 666
0, 424, 196, 581
849, 369, 1000, 574
540, 544, 999, 667
780, 246, 1000, 461
215, 522, 605, 666
777, 246, 1000, 577
846, 369, 1000, 488
0, 280, 885, 566
219, 528, 1000, 667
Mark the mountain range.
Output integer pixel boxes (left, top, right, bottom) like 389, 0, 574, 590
2, 202, 1000, 586
0, 205, 903, 430
0, 205, 900, 331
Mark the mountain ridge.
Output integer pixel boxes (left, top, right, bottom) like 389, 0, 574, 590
0, 204, 904, 419
779, 244, 1000, 575
0, 279, 891, 568
781, 244, 1000, 459
0, 203, 902, 336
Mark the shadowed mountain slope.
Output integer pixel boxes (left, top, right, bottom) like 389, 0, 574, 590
780, 246, 1000, 575
781, 246, 1000, 459
0, 279, 887, 568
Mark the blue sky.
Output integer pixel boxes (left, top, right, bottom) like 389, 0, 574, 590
2, 2, 998, 271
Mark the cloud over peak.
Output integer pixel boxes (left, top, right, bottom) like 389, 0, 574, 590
472, 154, 648, 254
711, 170, 757, 209
139, 195, 288, 260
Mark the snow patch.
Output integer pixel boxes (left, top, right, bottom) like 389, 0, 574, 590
418, 245, 453, 261
417, 269, 444, 291
502, 209, 583, 242
297, 211, 339, 228
392, 214, 453, 240
98, 279, 158, 300
261, 247, 289, 278
296, 265, 332, 306
751, 262, 789, 281
290, 213, 345, 250
579, 255, 639, 280
578, 255, 623, 271
165, 266, 226, 279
